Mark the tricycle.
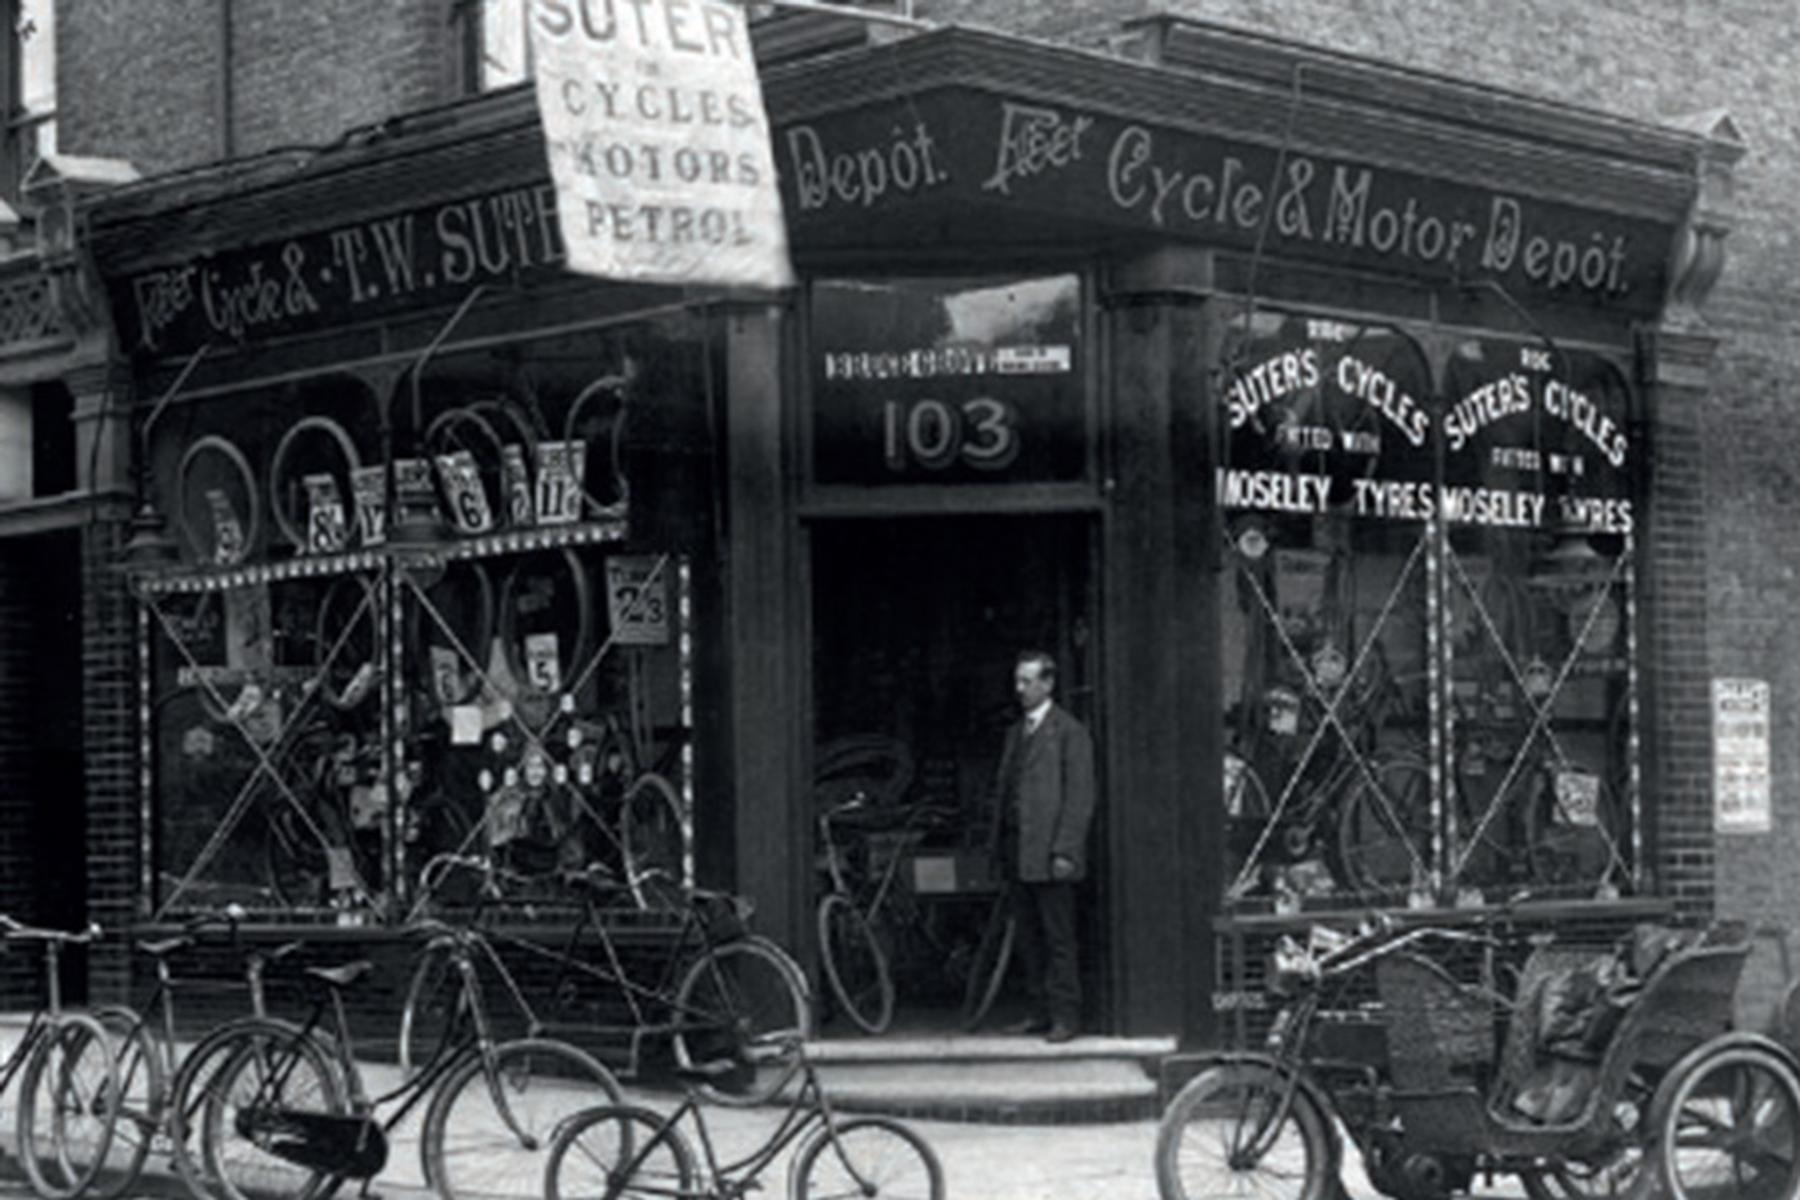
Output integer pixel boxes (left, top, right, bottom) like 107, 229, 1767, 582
1155, 914, 1800, 1200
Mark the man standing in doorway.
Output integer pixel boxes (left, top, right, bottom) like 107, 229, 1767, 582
993, 649, 1096, 1043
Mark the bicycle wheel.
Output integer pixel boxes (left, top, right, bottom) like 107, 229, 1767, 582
959, 898, 1015, 1033
398, 943, 469, 1079
421, 1037, 625, 1200
817, 894, 893, 1035
16, 1012, 121, 1200
1153, 1062, 1335, 1200
1655, 1044, 1800, 1200
792, 1115, 945, 1200
88, 1005, 163, 1200
200, 1018, 347, 1200
167, 1017, 315, 1200
543, 1105, 695, 1200
671, 936, 811, 1107
619, 772, 686, 909
1333, 756, 1434, 896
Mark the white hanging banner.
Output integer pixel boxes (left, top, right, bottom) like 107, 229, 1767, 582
529, 0, 796, 289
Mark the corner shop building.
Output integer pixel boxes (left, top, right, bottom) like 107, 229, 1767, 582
43, 17, 1740, 1044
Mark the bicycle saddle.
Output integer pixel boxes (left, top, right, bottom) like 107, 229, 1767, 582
305, 960, 375, 989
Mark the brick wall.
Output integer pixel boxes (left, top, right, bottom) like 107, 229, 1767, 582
59, 0, 457, 175
83, 518, 138, 1005
0, 545, 36, 1006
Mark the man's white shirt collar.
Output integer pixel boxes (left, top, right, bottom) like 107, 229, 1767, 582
1025, 699, 1053, 733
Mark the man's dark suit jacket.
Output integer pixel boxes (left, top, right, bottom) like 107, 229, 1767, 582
994, 704, 1096, 883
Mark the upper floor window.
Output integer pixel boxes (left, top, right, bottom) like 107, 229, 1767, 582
454, 0, 532, 94
6, 0, 53, 199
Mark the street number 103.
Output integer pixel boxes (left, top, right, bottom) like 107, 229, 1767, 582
881, 397, 1020, 471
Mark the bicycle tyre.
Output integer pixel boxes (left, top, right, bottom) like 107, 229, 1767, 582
88, 1004, 163, 1200
543, 1104, 695, 1200
817, 894, 893, 1035
1154, 1062, 1334, 1200
16, 1011, 122, 1200
421, 1037, 625, 1200
200, 1017, 347, 1200
959, 899, 1015, 1033
671, 936, 811, 1107
619, 772, 687, 909
268, 414, 364, 553
1333, 755, 1434, 897
791, 1115, 945, 1200
166, 1016, 321, 1200
498, 548, 596, 697
398, 942, 469, 1080
175, 434, 262, 565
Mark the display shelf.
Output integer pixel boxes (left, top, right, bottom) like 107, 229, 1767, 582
130, 515, 630, 595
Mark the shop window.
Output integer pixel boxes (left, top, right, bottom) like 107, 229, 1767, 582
1215, 310, 1641, 911
136, 318, 713, 923
453, 0, 532, 94
808, 273, 1087, 487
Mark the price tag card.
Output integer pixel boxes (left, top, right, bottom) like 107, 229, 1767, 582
393, 457, 442, 530
303, 473, 351, 554
501, 445, 535, 528
429, 645, 464, 706
604, 556, 671, 646
524, 631, 563, 691
350, 464, 387, 546
1555, 770, 1602, 827
535, 441, 587, 526
434, 450, 495, 535
206, 488, 246, 564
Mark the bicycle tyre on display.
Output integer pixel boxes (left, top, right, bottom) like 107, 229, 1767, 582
199, 1017, 348, 1200
1520, 765, 1623, 892
15, 1011, 122, 1200
498, 548, 597, 697
267, 415, 363, 553
1153, 1061, 1335, 1200
817, 893, 894, 1035
790, 1115, 946, 1200
313, 574, 381, 711
1332, 755, 1434, 897
542, 1105, 695, 1200
959, 898, 1015, 1033
88, 1005, 163, 1200
671, 936, 811, 1107
175, 434, 262, 566
420, 1037, 625, 1200
562, 373, 632, 517
619, 771, 686, 909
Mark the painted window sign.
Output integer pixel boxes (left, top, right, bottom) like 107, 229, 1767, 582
1216, 314, 1635, 530
810, 274, 1085, 485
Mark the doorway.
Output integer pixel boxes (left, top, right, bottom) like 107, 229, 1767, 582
809, 514, 1104, 1034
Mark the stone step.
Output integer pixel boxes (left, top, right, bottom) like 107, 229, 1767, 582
791, 1033, 1176, 1124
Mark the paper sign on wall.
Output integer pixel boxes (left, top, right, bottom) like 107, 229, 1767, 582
528, 0, 795, 289
1714, 677, 1772, 834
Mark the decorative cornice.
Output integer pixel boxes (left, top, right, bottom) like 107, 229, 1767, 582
1658, 110, 1746, 332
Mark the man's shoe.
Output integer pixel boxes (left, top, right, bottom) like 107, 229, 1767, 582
1003, 1016, 1051, 1036
1044, 1023, 1078, 1044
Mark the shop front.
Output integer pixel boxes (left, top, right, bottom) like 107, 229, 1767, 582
78, 15, 1734, 1049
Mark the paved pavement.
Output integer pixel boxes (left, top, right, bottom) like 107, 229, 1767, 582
0, 1019, 1543, 1199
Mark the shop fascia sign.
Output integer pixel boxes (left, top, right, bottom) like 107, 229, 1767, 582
777, 89, 1672, 313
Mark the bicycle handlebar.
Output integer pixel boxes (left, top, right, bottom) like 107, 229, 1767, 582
0, 915, 103, 945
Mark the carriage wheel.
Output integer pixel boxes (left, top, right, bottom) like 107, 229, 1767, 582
1654, 1043, 1800, 1200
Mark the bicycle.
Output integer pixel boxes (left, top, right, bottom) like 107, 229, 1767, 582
543, 1035, 944, 1200
0, 915, 121, 1200
197, 917, 625, 1200
401, 853, 811, 1107
87, 909, 312, 1200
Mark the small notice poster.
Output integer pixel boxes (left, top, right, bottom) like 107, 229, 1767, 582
528, 0, 794, 289
1714, 677, 1772, 834
605, 555, 671, 645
